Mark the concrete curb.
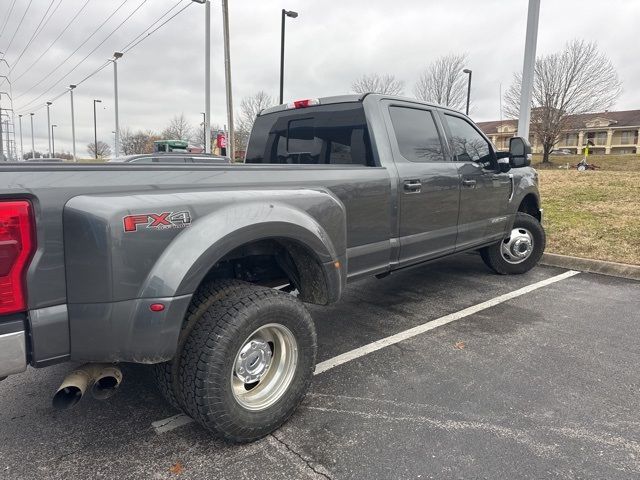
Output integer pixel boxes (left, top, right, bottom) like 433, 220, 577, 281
541, 253, 640, 281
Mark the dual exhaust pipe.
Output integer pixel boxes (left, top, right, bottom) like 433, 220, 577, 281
52, 363, 123, 410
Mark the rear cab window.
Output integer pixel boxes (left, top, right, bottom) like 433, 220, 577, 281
388, 106, 445, 162
246, 103, 376, 166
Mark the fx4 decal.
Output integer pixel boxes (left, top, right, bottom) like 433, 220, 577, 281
123, 211, 192, 232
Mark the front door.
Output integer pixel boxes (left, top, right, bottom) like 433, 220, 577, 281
441, 112, 512, 251
382, 102, 460, 267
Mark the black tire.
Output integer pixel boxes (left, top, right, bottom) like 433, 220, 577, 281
480, 212, 546, 275
152, 280, 251, 412
177, 280, 316, 443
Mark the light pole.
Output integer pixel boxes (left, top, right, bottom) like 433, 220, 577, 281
201, 112, 206, 149
112, 52, 123, 157
517, 0, 541, 139
221, 0, 235, 159
69, 84, 77, 161
18, 114, 23, 160
29, 113, 35, 158
51, 124, 57, 157
279, 9, 298, 105
46, 101, 52, 157
93, 99, 102, 159
192, 0, 211, 154
463, 69, 472, 116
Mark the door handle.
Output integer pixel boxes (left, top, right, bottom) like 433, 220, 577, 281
403, 179, 422, 193
462, 179, 476, 187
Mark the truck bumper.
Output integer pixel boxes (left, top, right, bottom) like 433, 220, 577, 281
0, 325, 27, 378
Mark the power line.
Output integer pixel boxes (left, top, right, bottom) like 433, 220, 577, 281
11, 0, 92, 83
13, 0, 130, 101
1, 0, 34, 58
0, 0, 18, 41
16, 0, 149, 112
16, 0, 194, 115
123, 1, 193, 53
5, 0, 59, 76
121, 0, 187, 53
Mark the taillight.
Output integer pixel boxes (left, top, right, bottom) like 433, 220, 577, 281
0, 201, 35, 315
287, 98, 319, 109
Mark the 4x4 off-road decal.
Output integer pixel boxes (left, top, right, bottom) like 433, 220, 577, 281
123, 211, 192, 232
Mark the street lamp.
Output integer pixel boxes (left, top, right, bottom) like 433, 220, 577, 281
29, 113, 35, 159
112, 52, 123, 157
200, 112, 206, 149
463, 69, 472, 116
51, 124, 57, 158
18, 114, 23, 160
192, 0, 211, 154
93, 99, 102, 159
46, 101, 52, 157
69, 85, 77, 161
279, 9, 298, 104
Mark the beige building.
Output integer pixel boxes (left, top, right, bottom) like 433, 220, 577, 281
477, 109, 640, 155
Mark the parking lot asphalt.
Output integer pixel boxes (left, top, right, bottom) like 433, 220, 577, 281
1, 254, 638, 479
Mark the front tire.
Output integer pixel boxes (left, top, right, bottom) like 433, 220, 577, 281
480, 212, 545, 275
177, 281, 316, 443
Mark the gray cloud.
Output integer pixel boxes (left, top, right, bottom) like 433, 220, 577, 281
1, 0, 637, 156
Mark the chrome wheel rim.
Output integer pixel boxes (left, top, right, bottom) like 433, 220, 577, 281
231, 323, 298, 411
500, 227, 534, 264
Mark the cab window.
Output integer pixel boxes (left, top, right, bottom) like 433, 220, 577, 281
444, 114, 493, 164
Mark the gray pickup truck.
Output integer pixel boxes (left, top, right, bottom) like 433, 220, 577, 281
0, 93, 544, 442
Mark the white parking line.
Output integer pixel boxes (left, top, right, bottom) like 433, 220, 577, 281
314, 270, 580, 375
152, 269, 579, 433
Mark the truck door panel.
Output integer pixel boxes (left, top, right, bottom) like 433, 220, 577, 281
382, 102, 460, 267
441, 112, 511, 250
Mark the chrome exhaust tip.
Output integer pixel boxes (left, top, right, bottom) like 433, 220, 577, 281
52, 363, 123, 410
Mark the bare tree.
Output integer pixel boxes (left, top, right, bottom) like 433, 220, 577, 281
351, 74, 404, 95
235, 91, 275, 152
87, 141, 111, 158
414, 53, 468, 111
161, 113, 193, 141
120, 127, 160, 155
504, 39, 622, 163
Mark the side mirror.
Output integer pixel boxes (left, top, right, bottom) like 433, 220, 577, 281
509, 137, 532, 168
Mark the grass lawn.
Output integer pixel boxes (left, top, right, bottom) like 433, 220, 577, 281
534, 155, 640, 265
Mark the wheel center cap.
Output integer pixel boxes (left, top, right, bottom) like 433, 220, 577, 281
235, 339, 272, 384
511, 237, 532, 258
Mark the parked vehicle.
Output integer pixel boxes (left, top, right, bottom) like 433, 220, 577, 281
108, 153, 232, 164
551, 148, 572, 156
0, 94, 544, 442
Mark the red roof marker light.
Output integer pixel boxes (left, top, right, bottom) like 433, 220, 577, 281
288, 99, 319, 109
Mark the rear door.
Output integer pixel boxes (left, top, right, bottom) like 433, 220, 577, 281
382, 101, 460, 267
440, 112, 512, 251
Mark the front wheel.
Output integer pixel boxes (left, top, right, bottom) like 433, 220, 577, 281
177, 281, 317, 443
480, 212, 546, 275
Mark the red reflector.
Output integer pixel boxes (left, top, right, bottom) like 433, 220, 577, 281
288, 98, 319, 109
150, 303, 165, 312
0, 201, 35, 315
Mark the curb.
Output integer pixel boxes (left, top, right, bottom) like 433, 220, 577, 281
540, 253, 640, 281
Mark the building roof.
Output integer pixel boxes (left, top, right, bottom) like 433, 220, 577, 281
477, 109, 640, 135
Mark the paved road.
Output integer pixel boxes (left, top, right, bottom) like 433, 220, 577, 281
1, 255, 638, 479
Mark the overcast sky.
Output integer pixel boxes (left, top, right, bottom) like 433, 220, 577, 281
1, 0, 638, 157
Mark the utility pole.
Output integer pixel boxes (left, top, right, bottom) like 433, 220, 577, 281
69, 85, 77, 161
29, 113, 35, 158
113, 52, 123, 157
0, 115, 4, 161
517, 0, 541, 139
192, 0, 210, 154
221, 0, 235, 160
46, 101, 52, 157
18, 114, 23, 160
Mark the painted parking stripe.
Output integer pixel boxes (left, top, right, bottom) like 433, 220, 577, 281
314, 270, 580, 375
152, 269, 579, 433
